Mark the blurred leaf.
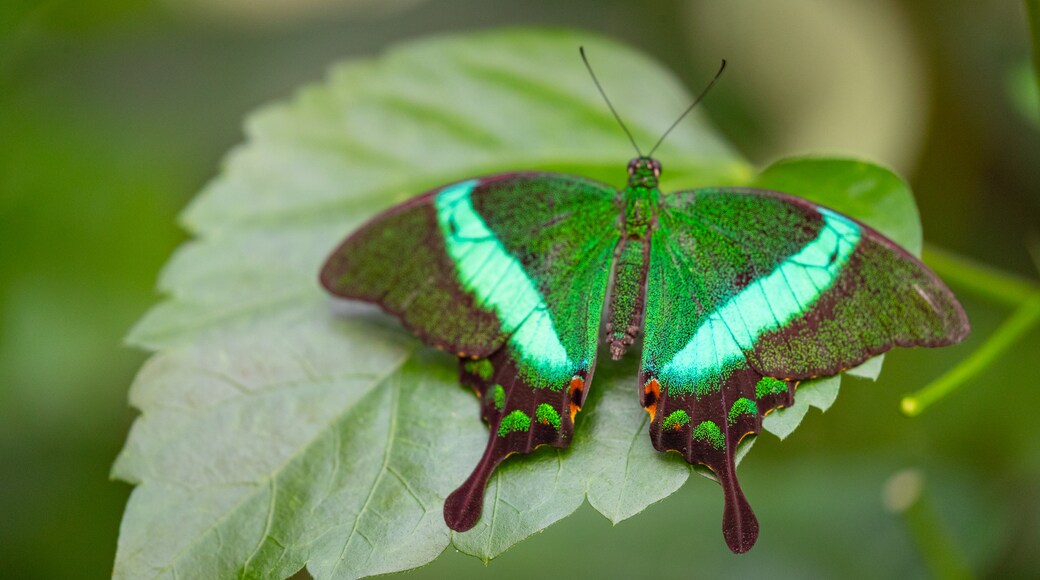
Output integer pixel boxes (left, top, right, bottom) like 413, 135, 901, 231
162, 0, 428, 29
114, 29, 922, 578
0, 34, 191, 578
690, 0, 927, 174
1026, 0, 1040, 119
1008, 60, 1040, 126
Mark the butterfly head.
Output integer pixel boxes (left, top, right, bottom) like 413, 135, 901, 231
627, 157, 661, 188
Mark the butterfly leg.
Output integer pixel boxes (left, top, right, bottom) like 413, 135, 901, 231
642, 366, 795, 553
443, 348, 588, 532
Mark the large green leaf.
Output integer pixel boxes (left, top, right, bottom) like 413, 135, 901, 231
114, 28, 922, 578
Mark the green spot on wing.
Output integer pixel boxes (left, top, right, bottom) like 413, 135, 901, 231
535, 403, 561, 430
727, 397, 758, 425
465, 359, 494, 380
498, 410, 531, 437
755, 376, 788, 399
692, 420, 725, 450
491, 384, 505, 411
662, 410, 691, 430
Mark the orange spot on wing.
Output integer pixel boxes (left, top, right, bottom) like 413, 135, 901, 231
569, 376, 585, 421
643, 378, 661, 421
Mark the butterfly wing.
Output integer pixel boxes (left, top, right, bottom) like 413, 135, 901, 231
321, 173, 619, 531
639, 187, 968, 552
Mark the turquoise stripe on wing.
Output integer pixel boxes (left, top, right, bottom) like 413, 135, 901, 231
660, 209, 861, 392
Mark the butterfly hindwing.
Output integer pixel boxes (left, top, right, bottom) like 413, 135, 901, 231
321, 173, 619, 531
639, 186, 968, 552
446, 349, 590, 531
641, 366, 793, 553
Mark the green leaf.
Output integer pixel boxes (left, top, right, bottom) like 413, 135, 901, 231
114, 29, 922, 578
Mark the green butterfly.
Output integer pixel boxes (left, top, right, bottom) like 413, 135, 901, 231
319, 53, 968, 553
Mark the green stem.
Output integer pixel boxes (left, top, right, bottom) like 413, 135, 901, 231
884, 470, 972, 579
923, 245, 1038, 306
902, 293, 1040, 417
904, 494, 974, 579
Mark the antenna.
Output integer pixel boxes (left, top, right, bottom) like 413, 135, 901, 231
647, 59, 727, 157
580, 46, 643, 157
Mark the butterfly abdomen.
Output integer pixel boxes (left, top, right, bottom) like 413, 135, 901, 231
606, 235, 651, 360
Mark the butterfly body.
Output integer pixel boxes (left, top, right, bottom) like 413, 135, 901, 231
606, 157, 662, 359
320, 157, 968, 553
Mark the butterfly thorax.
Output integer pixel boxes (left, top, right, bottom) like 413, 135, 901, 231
621, 157, 662, 239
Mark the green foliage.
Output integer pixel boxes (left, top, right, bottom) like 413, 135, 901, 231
114, 29, 926, 578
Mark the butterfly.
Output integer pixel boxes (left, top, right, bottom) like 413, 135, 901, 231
319, 49, 969, 553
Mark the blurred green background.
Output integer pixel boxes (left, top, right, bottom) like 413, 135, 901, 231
2, 0, 1038, 578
